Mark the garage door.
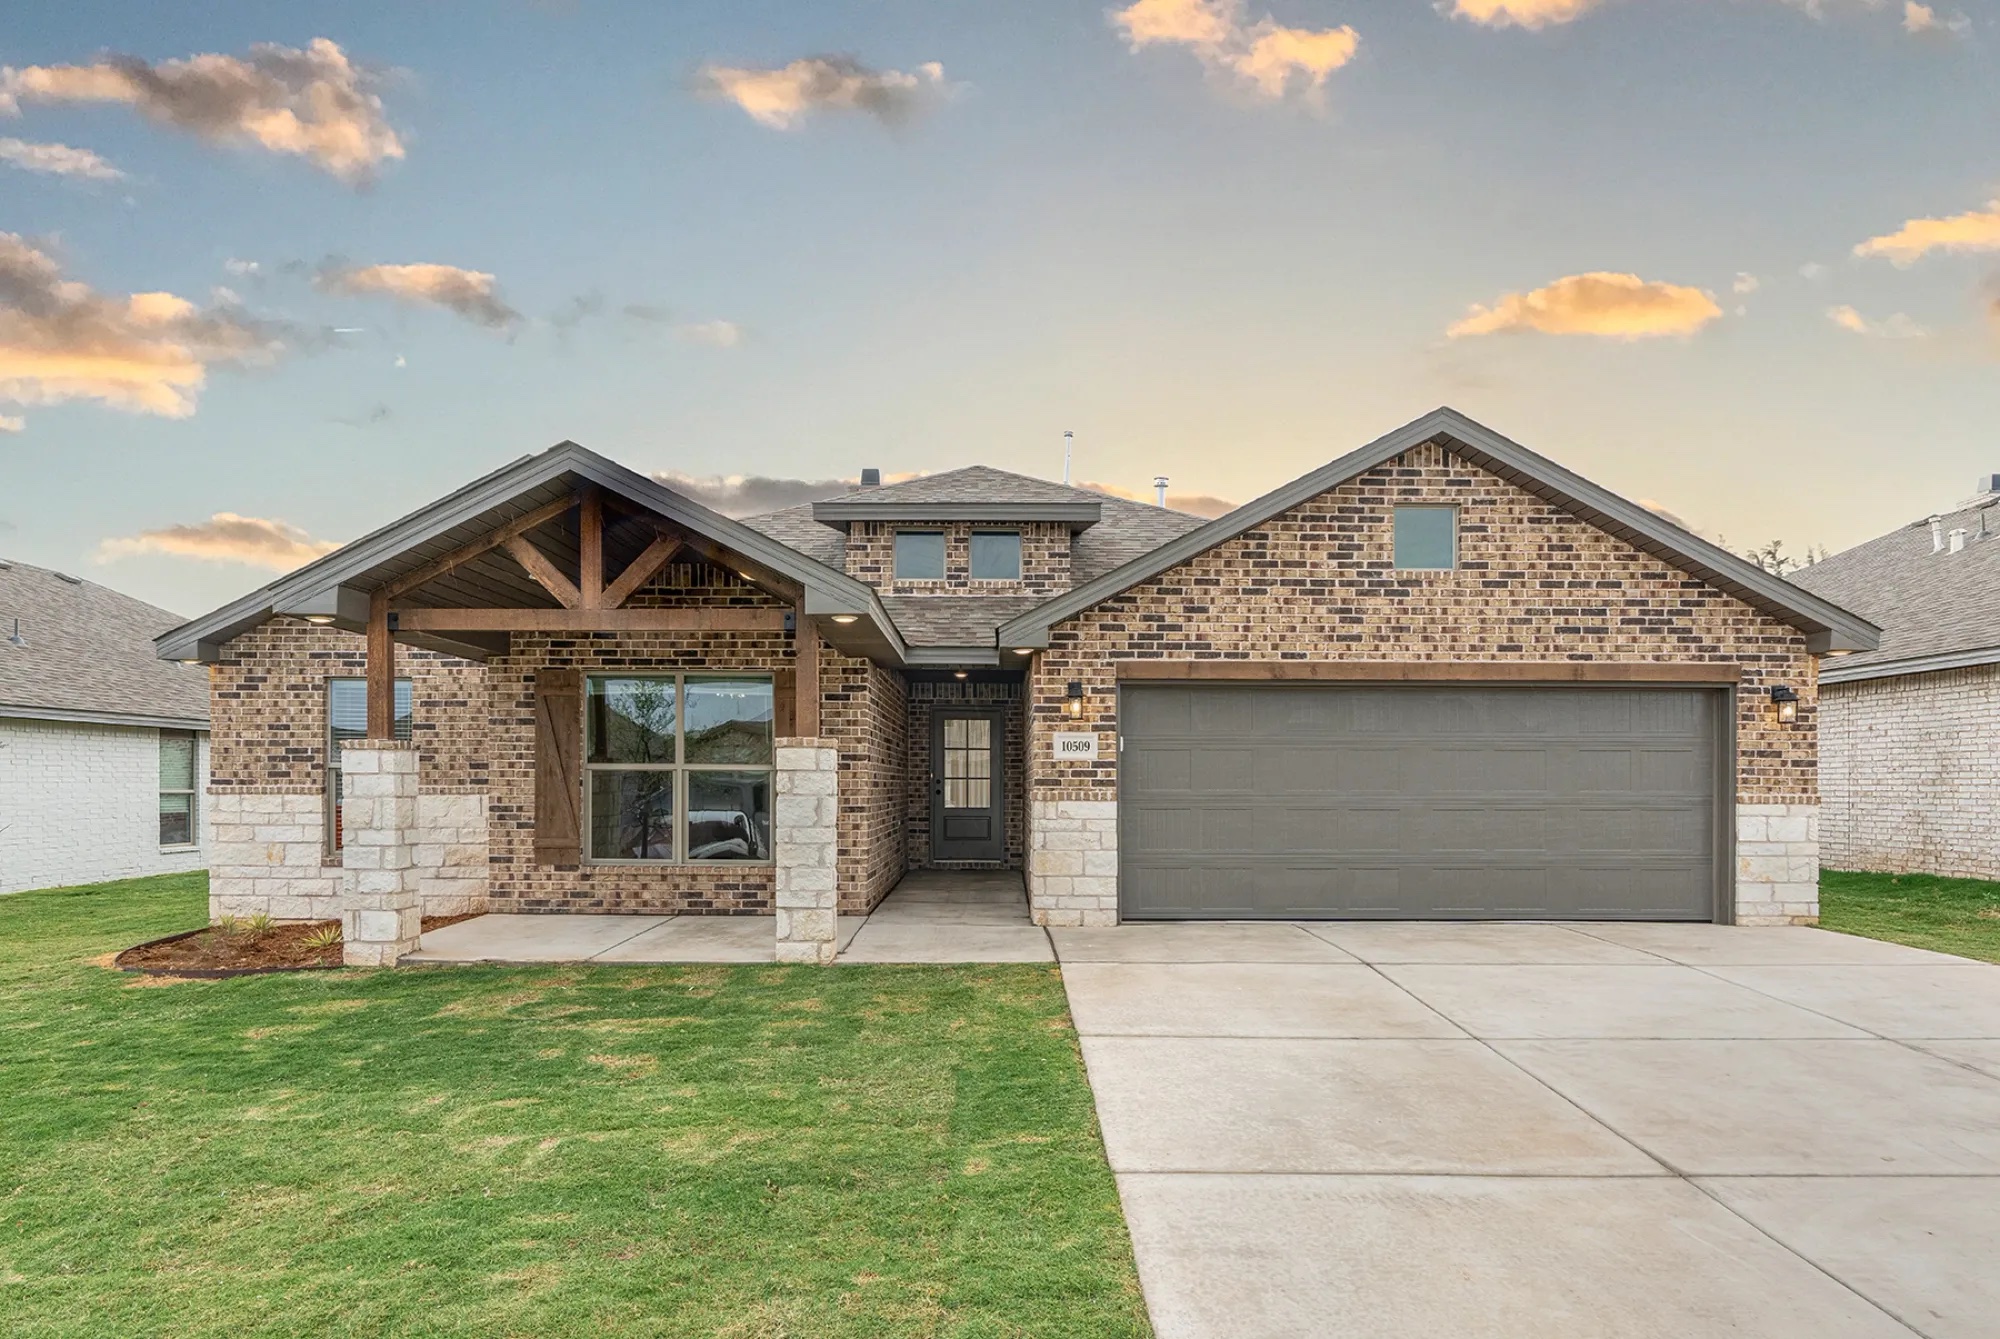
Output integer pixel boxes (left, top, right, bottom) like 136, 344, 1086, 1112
1119, 683, 1723, 921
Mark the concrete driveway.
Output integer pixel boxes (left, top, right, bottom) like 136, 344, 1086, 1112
1053, 921, 2000, 1339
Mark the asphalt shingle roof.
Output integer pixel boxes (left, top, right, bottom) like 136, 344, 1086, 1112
1788, 497, 2000, 674
736, 467, 1210, 646
0, 560, 211, 726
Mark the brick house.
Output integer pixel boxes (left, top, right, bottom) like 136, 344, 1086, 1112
1791, 477, 2000, 879
2, 561, 211, 894
158, 408, 1876, 964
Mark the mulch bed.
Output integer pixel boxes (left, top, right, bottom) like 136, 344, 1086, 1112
115, 914, 485, 977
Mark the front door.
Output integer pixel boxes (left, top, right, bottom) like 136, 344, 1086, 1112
931, 709, 1004, 862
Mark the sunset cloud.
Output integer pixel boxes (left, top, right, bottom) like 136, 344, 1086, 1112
1113, 0, 1359, 100
1902, 2, 1970, 36
1447, 272, 1724, 340
0, 136, 122, 180
694, 55, 948, 129
1826, 305, 1927, 339
315, 262, 519, 329
0, 414, 21, 433
0, 39, 402, 183
98, 512, 339, 570
1854, 200, 2000, 266
1447, 0, 1605, 29
675, 319, 742, 347
652, 469, 926, 516
1080, 479, 1236, 517
0, 233, 285, 418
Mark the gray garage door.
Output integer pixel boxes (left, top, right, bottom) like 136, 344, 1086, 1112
1119, 683, 1723, 921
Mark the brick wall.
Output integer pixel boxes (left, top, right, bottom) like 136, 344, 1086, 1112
824, 652, 908, 911
1820, 664, 2000, 879
0, 718, 211, 895
904, 679, 1026, 869
1026, 443, 1820, 924
843, 520, 1071, 594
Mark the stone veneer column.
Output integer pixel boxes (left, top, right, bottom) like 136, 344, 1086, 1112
1735, 802, 1820, 926
773, 736, 840, 964
339, 740, 421, 966
1028, 798, 1119, 927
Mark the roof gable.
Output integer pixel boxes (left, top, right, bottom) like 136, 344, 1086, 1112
997, 407, 1880, 655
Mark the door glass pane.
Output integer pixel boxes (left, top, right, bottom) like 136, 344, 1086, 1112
687, 771, 772, 861
941, 716, 992, 811
588, 677, 677, 764
945, 717, 967, 748
589, 770, 676, 860
967, 718, 990, 749
969, 531, 1021, 580
159, 732, 194, 790
684, 677, 773, 764
894, 531, 945, 579
159, 793, 193, 846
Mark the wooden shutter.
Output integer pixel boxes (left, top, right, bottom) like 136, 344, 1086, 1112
772, 668, 797, 740
533, 667, 582, 865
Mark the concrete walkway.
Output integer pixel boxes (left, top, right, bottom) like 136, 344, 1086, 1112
406, 869, 1050, 965
1055, 921, 2000, 1339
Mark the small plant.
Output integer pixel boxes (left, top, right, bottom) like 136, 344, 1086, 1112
301, 923, 343, 952
246, 912, 276, 936
214, 914, 242, 936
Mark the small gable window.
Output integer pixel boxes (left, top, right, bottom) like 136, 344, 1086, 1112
894, 530, 945, 580
969, 530, 1022, 581
1393, 506, 1456, 571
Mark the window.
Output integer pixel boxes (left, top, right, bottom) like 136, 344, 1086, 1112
969, 530, 1022, 581
159, 730, 197, 847
893, 530, 945, 580
327, 677, 413, 852
1393, 506, 1457, 570
585, 674, 773, 863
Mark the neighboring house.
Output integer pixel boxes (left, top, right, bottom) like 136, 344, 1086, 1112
1790, 478, 2000, 880
1, 561, 212, 894
158, 407, 1876, 964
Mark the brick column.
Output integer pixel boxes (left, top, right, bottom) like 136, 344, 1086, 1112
773, 736, 839, 964
339, 740, 421, 966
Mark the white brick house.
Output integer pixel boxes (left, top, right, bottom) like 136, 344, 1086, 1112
1792, 480, 2000, 880
0, 561, 212, 895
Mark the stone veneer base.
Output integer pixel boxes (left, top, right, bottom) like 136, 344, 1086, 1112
1027, 798, 1119, 927
1735, 802, 1820, 926
774, 738, 841, 964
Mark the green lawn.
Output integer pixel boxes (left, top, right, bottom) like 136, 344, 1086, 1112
0, 874, 1149, 1338
1820, 868, 2000, 964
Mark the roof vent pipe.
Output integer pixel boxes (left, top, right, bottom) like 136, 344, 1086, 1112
1929, 515, 1945, 552
1063, 430, 1073, 486
1949, 527, 1969, 553
1154, 476, 1169, 507
859, 468, 880, 488
6, 617, 24, 649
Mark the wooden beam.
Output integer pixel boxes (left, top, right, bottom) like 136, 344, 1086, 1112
600, 533, 681, 608
794, 603, 821, 737
503, 536, 582, 609
599, 494, 806, 604
579, 485, 604, 608
1113, 660, 1743, 685
394, 607, 789, 633
366, 589, 395, 738
380, 496, 575, 600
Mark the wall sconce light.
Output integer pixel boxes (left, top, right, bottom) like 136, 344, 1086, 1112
1065, 680, 1085, 717
303, 614, 336, 625
1770, 684, 1800, 724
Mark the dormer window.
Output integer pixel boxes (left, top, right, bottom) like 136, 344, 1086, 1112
894, 530, 945, 580
969, 530, 1022, 581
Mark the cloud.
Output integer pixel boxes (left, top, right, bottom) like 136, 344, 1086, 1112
0, 39, 402, 183
1079, 479, 1236, 517
1903, 1, 1970, 35
223, 258, 260, 277
1826, 304, 1927, 338
694, 55, 948, 129
1638, 498, 1695, 532
0, 137, 122, 180
675, 319, 741, 347
315, 262, 519, 329
1447, 272, 1724, 340
97, 512, 339, 570
1446, 0, 1605, 28
0, 413, 21, 433
0, 232, 287, 418
1113, 0, 1359, 99
1799, 261, 1828, 281
651, 469, 933, 516
1854, 200, 2000, 266
1732, 272, 1760, 295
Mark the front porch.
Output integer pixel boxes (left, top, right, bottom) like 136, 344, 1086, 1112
405, 869, 1053, 965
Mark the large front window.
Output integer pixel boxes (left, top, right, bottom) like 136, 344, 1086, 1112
585, 674, 774, 863
328, 677, 413, 852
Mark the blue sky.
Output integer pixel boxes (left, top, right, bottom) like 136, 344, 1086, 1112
2, 0, 1997, 617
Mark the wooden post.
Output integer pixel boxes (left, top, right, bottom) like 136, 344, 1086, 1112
367, 589, 395, 739
794, 605, 820, 738
579, 486, 604, 609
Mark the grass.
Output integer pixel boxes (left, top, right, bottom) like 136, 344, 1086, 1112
1820, 868, 2000, 964
0, 874, 1149, 1338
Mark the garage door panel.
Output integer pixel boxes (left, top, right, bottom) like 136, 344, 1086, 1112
1119, 683, 1721, 922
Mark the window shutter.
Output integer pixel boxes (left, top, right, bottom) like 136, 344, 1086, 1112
772, 668, 797, 739
533, 667, 582, 864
